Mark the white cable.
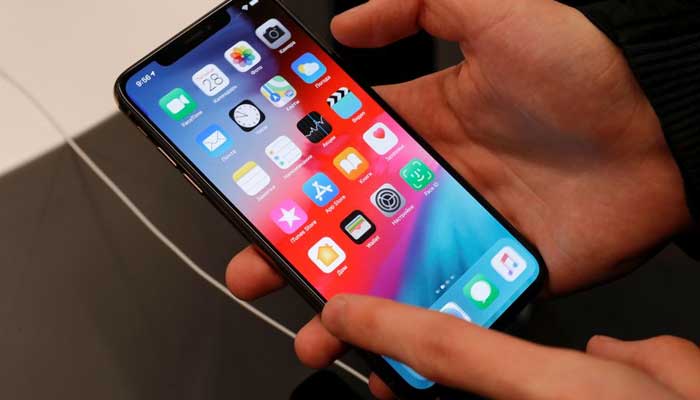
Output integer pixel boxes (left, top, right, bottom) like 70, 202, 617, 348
0, 69, 369, 386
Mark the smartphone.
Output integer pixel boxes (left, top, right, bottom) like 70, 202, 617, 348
114, 1, 546, 397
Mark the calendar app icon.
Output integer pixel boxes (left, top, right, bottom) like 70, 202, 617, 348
192, 64, 230, 97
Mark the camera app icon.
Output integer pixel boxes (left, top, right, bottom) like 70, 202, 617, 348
255, 18, 292, 50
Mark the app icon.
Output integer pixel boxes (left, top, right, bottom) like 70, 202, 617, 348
400, 159, 435, 191
196, 125, 233, 157
270, 199, 308, 234
266, 136, 302, 170
159, 88, 197, 121
439, 302, 472, 322
303, 173, 339, 207
192, 64, 230, 96
327, 87, 362, 119
333, 147, 369, 180
230, 100, 265, 132
292, 52, 327, 84
370, 184, 406, 217
341, 211, 376, 244
363, 123, 399, 155
261, 75, 297, 108
225, 41, 261, 73
297, 111, 333, 143
233, 161, 271, 196
308, 237, 346, 274
464, 274, 499, 309
255, 18, 292, 49
491, 247, 528, 282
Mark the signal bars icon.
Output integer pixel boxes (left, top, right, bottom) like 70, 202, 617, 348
242, 0, 259, 11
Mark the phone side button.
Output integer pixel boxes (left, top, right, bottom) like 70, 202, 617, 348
157, 147, 178, 168
183, 173, 203, 194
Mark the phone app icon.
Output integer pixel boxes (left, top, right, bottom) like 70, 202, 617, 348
261, 75, 297, 108
192, 64, 230, 96
464, 274, 499, 309
363, 123, 399, 155
292, 52, 327, 84
341, 211, 376, 244
225, 40, 261, 73
255, 18, 292, 50
370, 184, 406, 217
327, 87, 362, 119
266, 136, 302, 170
333, 147, 369, 180
196, 125, 233, 157
233, 161, 271, 197
230, 100, 265, 132
491, 247, 528, 282
439, 302, 472, 322
400, 159, 435, 191
270, 199, 308, 234
159, 88, 197, 121
308, 237, 346, 274
297, 112, 333, 143
303, 173, 339, 207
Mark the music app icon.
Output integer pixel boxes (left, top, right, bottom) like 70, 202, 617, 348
491, 247, 527, 282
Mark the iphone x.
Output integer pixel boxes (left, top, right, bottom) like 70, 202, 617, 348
114, 0, 546, 397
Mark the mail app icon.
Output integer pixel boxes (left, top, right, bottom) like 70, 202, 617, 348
327, 87, 362, 119
197, 125, 233, 157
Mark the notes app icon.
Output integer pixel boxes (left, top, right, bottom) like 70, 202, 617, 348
333, 147, 369, 180
308, 237, 346, 274
233, 162, 271, 196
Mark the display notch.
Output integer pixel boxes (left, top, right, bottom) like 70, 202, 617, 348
156, 8, 231, 66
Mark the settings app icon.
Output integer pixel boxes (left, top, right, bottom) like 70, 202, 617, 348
371, 184, 406, 217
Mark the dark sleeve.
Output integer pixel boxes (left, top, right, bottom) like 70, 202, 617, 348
572, 1, 700, 225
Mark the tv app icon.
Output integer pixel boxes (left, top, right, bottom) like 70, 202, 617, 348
341, 211, 376, 244
297, 111, 333, 143
370, 184, 406, 217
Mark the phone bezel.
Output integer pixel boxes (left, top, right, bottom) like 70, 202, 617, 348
114, 0, 548, 397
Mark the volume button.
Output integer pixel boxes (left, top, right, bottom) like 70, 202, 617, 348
183, 173, 203, 194
136, 126, 149, 138
157, 147, 178, 167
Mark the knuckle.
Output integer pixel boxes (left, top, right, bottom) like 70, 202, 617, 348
650, 335, 699, 352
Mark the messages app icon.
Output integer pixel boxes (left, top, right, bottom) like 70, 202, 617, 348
292, 53, 327, 84
159, 88, 197, 121
464, 274, 499, 309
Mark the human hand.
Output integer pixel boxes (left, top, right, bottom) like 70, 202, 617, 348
316, 294, 700, 399
226, 0, 693, 391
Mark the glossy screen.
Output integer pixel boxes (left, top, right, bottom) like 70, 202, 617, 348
124, 1, 540, 389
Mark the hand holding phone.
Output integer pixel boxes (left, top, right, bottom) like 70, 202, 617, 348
117, 0, 552, 397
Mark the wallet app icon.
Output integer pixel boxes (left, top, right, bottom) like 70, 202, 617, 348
197, 125, 233, 157
326, 87, 362, 119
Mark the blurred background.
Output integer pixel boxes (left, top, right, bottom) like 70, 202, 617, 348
1, 0, 698, 399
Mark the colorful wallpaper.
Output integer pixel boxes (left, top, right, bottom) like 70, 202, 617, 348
125, 1, 540, 389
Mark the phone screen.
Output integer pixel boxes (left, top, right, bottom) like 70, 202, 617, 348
123, 0, 541, 389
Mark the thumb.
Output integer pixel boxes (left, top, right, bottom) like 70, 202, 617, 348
587, 335, 700, 399
330, 0, 516, 48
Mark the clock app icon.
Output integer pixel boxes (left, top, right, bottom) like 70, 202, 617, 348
230, 100, 265, 132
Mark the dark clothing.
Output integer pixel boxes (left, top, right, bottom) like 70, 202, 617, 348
572, 1, 700, 226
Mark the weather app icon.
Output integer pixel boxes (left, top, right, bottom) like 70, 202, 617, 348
292, 52, 327, 84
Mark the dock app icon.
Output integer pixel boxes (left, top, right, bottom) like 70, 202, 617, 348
327, 87, 362, 119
